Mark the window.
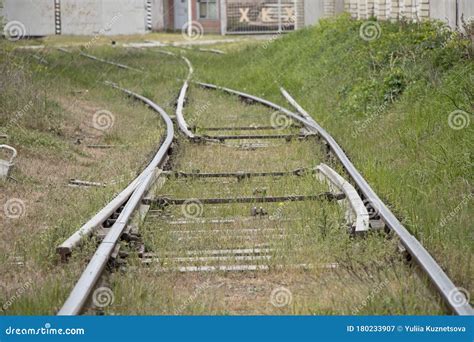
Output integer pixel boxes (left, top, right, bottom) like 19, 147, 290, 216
198, 0, 218, 20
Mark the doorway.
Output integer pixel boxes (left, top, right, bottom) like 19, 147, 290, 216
174, 0, 188, 30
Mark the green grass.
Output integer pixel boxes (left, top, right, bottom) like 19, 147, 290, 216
186, 15, 473, 295
0, 15, 471, 315
107, 76, 443, 315
0, 41, 180, 315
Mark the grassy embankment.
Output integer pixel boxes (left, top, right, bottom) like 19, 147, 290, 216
189, 15, 473, 297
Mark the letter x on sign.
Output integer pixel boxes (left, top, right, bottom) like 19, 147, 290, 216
239, 8, 250, 22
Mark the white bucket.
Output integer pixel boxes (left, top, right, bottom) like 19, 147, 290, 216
0, 145, 17, 180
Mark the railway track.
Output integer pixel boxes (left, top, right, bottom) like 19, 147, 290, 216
54, 48, 472, 316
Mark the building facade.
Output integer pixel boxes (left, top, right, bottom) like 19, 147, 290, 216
1, 0, 473, 37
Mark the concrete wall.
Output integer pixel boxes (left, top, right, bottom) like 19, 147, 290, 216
429, 0, 474, 27
61, 0, 146, 35
303, 0, 346, 27
459, 0, 474, 24
3, 0, 56, 36
151, 0, 165, 31
429, 0, 456, 26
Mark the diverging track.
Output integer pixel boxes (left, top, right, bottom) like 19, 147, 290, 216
56, 49, 473, 315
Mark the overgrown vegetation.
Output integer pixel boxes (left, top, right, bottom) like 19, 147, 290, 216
0, 41, 182, 314
0, 14, 471, 314
191, 15, 473, 295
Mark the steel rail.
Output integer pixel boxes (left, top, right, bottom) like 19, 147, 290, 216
281, 89, 473, 315
57, 48, 143, 72
315, 164, 369, 233
195, 81, 473, 315
175, 56, 196, 139
166, 45, 226, 55
78, 51, 144, 72
196, 82, 317, 129
57, 176, 138, 259
57, 46, 158, 255
58, 85, 174, 315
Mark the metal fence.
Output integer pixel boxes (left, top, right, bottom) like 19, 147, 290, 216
225, 0, 297, 34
